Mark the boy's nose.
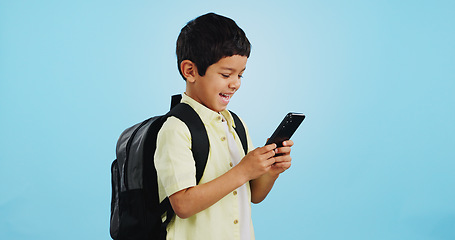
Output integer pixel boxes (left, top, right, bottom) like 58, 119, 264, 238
229, 78, 241, 89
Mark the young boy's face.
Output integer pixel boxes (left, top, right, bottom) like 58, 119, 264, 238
187, 55, 247, 112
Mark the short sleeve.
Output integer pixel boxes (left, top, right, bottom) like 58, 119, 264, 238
155, 116, 197, 197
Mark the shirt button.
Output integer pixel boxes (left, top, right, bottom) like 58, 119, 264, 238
217, 116, 222, 121
221, 136, 226, 141
229, 162, 233, 167
233, 191, 237, 196
234, 219, 239, 224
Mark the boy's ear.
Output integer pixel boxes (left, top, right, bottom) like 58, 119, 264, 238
180, 60, 198, 83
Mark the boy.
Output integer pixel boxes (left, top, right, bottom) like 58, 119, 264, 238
155, 13, 294, 240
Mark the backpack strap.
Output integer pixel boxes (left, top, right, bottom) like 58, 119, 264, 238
229, 111, 248, 155
170, 94, 182, 110
169, 94, 209, 183
158, 98, 210, 239
168, 103, 210, 183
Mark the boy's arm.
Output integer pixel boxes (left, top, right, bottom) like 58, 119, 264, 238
169, 144, 277, 219
249, 140, 293, 204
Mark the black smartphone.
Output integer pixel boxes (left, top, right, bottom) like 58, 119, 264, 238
265, 113, 305, 147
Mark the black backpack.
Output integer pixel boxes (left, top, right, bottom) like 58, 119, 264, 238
110, 94, 248, 240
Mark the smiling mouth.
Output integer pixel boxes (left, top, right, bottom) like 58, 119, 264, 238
219, 93, 231, 102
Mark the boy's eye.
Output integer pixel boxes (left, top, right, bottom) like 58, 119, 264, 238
221, 73, 244, 79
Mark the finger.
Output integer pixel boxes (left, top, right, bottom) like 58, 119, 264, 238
273, 154, 292, 163
275, 146, 291, 155
282, 140, 294, 147
261, 143, 277, 153
249, 145, 274, 157
273, 161, 291, 169
265, 155, 277, 166
263, 148, 276, 160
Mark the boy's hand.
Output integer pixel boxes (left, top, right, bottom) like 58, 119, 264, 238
269, 140, 293, 176
237, 144, 277, 181
248, 140, 294, 203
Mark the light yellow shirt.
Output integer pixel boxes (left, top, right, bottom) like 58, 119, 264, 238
155, 94, 255, 240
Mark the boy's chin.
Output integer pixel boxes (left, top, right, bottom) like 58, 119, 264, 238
211, 107, 227, 113
206, 104, 227, 113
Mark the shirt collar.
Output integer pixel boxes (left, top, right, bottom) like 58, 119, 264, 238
181, 93, 236, 128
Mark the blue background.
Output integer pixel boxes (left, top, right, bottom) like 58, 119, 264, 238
1, 0, 454, 239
